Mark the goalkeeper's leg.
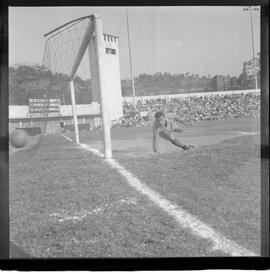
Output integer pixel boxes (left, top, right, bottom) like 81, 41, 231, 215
159, 131, 193, 150
171, 138, 193, 150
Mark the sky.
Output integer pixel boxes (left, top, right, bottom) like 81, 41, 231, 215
9, 6, 260, 79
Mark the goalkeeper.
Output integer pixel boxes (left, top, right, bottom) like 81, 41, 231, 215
153, 110, 194, 153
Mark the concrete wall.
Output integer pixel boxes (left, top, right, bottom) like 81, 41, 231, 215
9, 106, 29, 119
9, 103, 100, 119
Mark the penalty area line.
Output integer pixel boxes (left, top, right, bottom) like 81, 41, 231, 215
61, 134, 258, 257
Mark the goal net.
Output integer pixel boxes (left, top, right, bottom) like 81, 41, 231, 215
42, 16, 93, 79
41, 14, 112, 158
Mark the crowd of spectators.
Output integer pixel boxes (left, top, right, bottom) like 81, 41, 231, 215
111, 92, 260, 128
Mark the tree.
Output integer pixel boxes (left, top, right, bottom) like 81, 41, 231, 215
9, 64, 92, 105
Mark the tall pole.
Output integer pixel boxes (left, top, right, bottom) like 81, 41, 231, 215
249, 8, 258, 89
125, 8, 136, 107
244, 7, 259, 90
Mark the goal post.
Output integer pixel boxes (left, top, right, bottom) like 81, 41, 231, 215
42, 14, 112, 158
69, 80, 79, 143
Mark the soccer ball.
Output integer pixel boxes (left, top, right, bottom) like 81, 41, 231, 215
10, 129, 29, 148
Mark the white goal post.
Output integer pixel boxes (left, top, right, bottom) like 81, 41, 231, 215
42, 14, 112, 158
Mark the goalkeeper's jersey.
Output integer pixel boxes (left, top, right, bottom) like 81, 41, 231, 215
153, 119, 173, 133
153, 118, 176, 142
153, 118, 175, 151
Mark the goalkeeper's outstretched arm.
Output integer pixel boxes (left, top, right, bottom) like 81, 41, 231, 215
173, 115, 192, 126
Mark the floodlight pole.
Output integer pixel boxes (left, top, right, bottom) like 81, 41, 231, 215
69, 80, 80, 144
126, 8, 136, 108
94, 14, 112, 159
249, 8, 258, 90
244, 6, 259, 90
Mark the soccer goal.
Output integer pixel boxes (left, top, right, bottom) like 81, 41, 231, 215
42, 14, 112, 158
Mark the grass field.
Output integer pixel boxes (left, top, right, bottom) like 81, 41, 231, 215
9, 117, 261, 257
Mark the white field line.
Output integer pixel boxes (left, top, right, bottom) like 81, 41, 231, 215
61, 134, 74, 142
62, 134, 258, 257
49, 208, 104, 222
228, 131, 259, 135
49, 198, 137, 223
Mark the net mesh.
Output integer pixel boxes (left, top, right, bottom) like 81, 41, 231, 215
10, 16, 104, 156
41, 15, 98, 125
42, 16, 93, 80
40, 15, 103, 151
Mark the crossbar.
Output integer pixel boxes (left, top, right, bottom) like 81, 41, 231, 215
44, 15, 92, 38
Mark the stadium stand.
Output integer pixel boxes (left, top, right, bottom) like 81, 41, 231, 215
111, 92, 260, 128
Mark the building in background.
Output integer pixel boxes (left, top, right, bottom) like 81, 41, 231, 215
211, 75, 231, 91
240, 53, 260, 89
230, 76, 241, 90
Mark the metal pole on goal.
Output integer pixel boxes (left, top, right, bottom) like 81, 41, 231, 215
69, 80, 80, 143
94, 14, 112, 158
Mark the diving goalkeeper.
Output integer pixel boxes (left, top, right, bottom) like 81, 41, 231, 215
153, 110, 194, 153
